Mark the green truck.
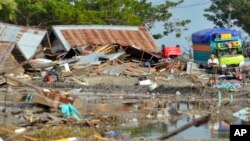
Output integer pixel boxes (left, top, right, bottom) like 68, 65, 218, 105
192, 28, 245, 72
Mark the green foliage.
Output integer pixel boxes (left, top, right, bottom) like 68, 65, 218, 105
0, 0, 17, 21
123, 122, 168, 137
204, 0, 250, 34
32, 125, 95, 140
0, 0, 191, 38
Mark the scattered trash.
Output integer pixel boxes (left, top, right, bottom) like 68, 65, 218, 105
175, 91, 181, 96
60, 103, 81, 121
14, 127, 26, 134
217, 91, 222, 107
104, 130, 118, 138
132, 118, 138, 122
132, 104, 140, 109
103, 65, 125, 76
148, 82, 158, 91
212, 82, 242, 90
139, 79, 152, 86
233, 107, 250, 122
208, 121, 230, 132
167, 74, 174, 80
52, 137, 79, 141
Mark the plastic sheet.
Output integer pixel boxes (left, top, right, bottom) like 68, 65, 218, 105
192, 28, 241, 44
60, 104, 81, 121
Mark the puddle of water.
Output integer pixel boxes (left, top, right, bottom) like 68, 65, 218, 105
119, 117, 248, 140
115, 102, 250, 140
122, 122, 168, 139
169, 117, 230, 140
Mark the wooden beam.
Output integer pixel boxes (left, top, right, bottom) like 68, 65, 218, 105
46, 32, 52, 48
140, 51, 145, 62
149, 55, 154, 61
3, 74, 43, 94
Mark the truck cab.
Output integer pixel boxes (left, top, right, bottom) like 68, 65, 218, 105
213, 36, 244, 69
192, 28, 245, 72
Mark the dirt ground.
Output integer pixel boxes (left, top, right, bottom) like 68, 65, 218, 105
0, 71, 249, 141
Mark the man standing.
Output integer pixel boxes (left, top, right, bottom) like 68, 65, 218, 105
208, 53, 219, 74
207, 53, 219, 85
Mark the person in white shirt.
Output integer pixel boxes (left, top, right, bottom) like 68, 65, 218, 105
207, 53, 219, 74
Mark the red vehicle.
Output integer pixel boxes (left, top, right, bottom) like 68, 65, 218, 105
161, 45, 182, 58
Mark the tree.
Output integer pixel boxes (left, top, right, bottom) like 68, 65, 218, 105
0, 0, 190, 38
0, 0, 17, 22
204, 0, 250, 34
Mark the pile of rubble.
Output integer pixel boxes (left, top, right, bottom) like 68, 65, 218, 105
1, 22, 249, 141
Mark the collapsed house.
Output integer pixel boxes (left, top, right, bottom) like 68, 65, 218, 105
50, 25, 160, 62
0, 42, 24, 75
0, 22, 48, 71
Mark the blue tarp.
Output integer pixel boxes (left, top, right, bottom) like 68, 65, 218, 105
60, 103, 81, 121
192, 28, 241, 44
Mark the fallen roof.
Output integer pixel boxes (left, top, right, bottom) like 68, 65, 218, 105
0, 41, 12, 54
52, 25, 160, 54
0, 42, 15, 67
0, 22, 47, 60
0, 41, 24, 74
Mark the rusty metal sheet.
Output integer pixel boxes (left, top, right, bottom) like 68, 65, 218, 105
52, 25, 160, 54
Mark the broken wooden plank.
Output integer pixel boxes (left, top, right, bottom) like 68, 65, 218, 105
94, 45, 110, 52
3, 74, 43, 94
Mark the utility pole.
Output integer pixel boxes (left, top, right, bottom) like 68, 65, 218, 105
227, 3, 234, 29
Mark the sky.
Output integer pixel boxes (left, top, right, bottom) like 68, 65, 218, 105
148, 0, 215, 52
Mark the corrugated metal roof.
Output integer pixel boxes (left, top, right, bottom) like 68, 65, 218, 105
0, 22, 47, 60
52, 25, 160, 54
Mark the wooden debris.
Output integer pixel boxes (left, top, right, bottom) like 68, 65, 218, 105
155, 76, 168, 81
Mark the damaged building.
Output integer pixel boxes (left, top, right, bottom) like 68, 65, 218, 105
0, 22, 48, 71
50, 25, 160, 62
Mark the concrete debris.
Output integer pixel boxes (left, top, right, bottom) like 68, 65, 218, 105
175, 91, 181, 96
14, 127, 26, 134
148, 82, 158, 91
103, 65, 125, 76
139, 79, 152, 86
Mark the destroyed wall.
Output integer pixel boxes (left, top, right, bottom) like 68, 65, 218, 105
0, 42, 24, 74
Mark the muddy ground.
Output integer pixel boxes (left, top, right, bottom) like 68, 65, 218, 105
0, 72, 249, 141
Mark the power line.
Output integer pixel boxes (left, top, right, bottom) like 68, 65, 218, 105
152, 0, 211, 9
171, 1, 211, 9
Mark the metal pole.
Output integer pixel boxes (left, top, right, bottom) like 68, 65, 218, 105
227, 3, 233, 29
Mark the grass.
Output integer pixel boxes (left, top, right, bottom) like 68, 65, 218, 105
31, 125, 98, 141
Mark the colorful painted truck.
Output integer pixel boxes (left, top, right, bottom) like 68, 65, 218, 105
192, 28, 245, 70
